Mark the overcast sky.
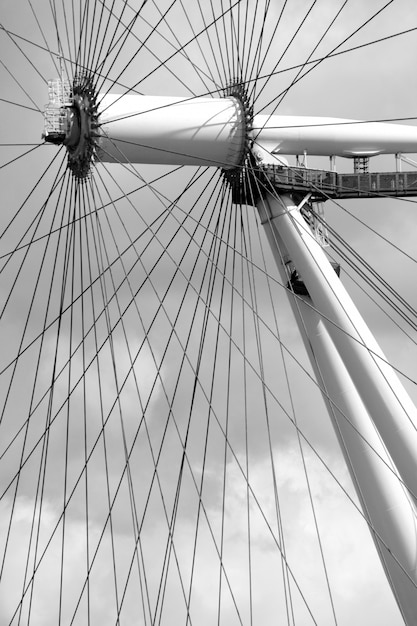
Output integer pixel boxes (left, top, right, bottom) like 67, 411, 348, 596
1, 1, 417, 625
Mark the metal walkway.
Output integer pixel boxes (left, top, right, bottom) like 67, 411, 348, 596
262, 165, 417, 200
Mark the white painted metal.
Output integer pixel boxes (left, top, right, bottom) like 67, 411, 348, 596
253, 115, 417, 158
257, 193, 417, 504
258, 198, 417, 624
97, 95, 417, 166
98, 94, 246, 167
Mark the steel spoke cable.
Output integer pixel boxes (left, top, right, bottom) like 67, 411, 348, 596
240, 196, 295, 625
194, 0, 225, 89
0, 158, 67, 326
26, 0, 60, 76
240, 195, 296, 623
247, 0, 287, 102
248, 181, 339, 624
100, 180, 241, 625
58, 175, 79, 626
316, 211, 417, 331
93, 0, 133, 91
97, 0, 243, 114
87, 0, 109, 74
217, 194, 244, 625
257, 0, 349, 113
148, 0, 216, 94
86, 170, 204, 624
70, 179, 134, 626
94, 0, 176, 97
166, 184, 245, 626
97, 0, 203, 97
182, 185, 235, 625
72, 0, 80, 72
90, 0, 123, 76
250, 0, 318, 107
240, 0, 260, 85
86, 173, 202, 626
80, 0, 93, 73
240, 0, 251, 85
237, 23, 416, 98
60, 178, 122, 624
48, 0, 72, 80
0, 58, 42, 112
8, 174, 75, 619
228, 0, 238, 79
254, 0, 396, 118
226, 0, 237, 80
1, 18, 49, 86
245, 0, 272, 102
232, 0, 244, 80
0, 143, 43, 146
0, 170, 73, 602
0, 97, 42, 113
323, 232, 417, 346
207, 0, 229, 87
66, 173, 234, 620
26, 172, 78, 624
77, 181, 92, 626
219, 0, 233, 83
177, 0, 222, 90
0, 165, 187, 262
85, 187, 134, 625
0, 147, 64, 247
3, 20, 415, 99
72, 180, 142, 625
0, 143, 45, 170
57, 0, 74, 79
241, 0, 267, 89
156, 185, 233, 626
0, 163, 69, 441
0, 24, 146, 96
240, 201, 253, 626
93, 0, 151, 82
0, 170, 199, 381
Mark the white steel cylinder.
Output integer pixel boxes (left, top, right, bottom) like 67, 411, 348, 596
258, 193, 417, 504
253, 115, 417, 157
259, 206, 417, 624
300, 305, 417, 625
98, 94, 246, 168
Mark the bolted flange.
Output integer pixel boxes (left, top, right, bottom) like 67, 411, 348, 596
221, 80, 255, 204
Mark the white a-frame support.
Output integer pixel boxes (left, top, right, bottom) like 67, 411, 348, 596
256, 192, 417, 625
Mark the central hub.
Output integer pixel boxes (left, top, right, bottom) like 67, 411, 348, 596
43, 73, 100, 180
221, 81, 255, 203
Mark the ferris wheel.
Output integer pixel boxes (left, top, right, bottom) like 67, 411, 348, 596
1, 1, 417, 624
